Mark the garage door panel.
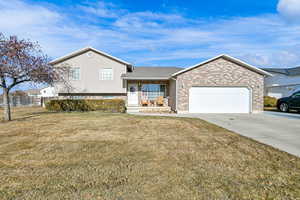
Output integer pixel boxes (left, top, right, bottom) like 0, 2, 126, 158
189, 87, 250, 113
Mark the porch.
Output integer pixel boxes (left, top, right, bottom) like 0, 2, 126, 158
126, 80, 173, 113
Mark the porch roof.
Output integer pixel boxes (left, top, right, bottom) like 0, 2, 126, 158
122, 66, 182, 80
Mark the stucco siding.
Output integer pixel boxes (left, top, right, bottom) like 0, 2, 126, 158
54, 50, 127, 94
176, 58, 264, 112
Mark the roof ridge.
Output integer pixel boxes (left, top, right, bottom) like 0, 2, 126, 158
172, 54, 272, 77
49, 46, 131, 66
287, 66, 300, 70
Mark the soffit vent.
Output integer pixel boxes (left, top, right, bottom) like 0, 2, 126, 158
86, 52, 93, 58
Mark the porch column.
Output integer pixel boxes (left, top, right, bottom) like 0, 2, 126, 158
137, 81, 141, 106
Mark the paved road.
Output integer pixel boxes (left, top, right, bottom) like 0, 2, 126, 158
264, 111, 300, 120
184, 112, 300, 157
133, 112, 300, 157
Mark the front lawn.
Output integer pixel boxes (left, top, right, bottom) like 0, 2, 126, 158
0, 107, 299, 199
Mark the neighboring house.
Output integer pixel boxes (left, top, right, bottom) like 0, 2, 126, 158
10, 90, 27, 97
0, 90, 41, 107
50, 47, 271, 113
261, 67, 300, 98
24, 89, 42, 97
40, 86, 57, 98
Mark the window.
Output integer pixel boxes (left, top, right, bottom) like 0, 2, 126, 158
141, 84, 166, 100
86, 52, 93, 57
292, 92, 300, 98
100, 68, 113, 80
69, 67, 80, 81
129, 86, 137, 92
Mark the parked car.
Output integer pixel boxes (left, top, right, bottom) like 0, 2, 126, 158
277, 91, 300, 112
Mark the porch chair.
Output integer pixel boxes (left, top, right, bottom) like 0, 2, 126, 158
141, 98, 149, 107
156, 96, 164, 106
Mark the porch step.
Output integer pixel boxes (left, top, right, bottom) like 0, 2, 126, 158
126, 107, 140, 113
126, 106, 172, 113
140, 107, 172, 113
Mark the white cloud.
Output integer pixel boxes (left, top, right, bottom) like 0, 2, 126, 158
113, 11, 186, 32
78, 1, 120, 18
277, 0, 300, 22
0, 0, 60, 28
1, 0, 300, 68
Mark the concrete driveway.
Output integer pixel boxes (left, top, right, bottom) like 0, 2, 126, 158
183, 112, 300, 157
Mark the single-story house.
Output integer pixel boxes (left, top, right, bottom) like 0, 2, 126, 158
262, 67, 300, 98
40, 86, 58, 98
50, 47, 271, 113
24, 89, 42, 98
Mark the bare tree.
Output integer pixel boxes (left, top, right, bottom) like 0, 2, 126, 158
0, 33, 68, 121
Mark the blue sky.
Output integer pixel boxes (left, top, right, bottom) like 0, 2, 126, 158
0, 0, 300, 69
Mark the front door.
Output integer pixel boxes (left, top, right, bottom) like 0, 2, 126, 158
128, 83, 138, 106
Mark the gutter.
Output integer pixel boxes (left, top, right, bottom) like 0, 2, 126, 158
121, 77, 170, 80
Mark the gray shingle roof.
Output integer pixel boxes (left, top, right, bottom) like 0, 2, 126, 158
122, 66, 183, 79
287, 66, 300, 76
262, 66, 300, 76
261, 68, 288, 75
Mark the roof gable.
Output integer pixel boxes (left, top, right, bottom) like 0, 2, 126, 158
172, 54, 272, 77
49, 47, 132, 67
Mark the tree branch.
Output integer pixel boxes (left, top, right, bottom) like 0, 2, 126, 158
8, 79, 31, 91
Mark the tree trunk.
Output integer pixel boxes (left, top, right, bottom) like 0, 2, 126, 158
3, 88, 11, 121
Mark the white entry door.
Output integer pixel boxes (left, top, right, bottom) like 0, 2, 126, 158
189, 87, 251, 113
128, 84, 138, 106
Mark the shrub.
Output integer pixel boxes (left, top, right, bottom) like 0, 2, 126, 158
85, 99, 126, 113
264, 96, 277, 107
45, 99, 126, 113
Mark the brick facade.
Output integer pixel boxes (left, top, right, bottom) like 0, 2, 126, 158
176, 58, 264, 112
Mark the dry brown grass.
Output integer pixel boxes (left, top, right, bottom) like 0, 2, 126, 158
0, 107, 300, 200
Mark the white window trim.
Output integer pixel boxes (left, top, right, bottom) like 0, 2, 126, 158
99, 68, 113, 80
141, 84, 167, 100
69, 67, 80, 81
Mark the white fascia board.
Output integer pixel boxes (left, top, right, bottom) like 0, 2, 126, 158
49, 46, 131, 66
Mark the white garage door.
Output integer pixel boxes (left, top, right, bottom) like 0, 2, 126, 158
189, 87, 251, 113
